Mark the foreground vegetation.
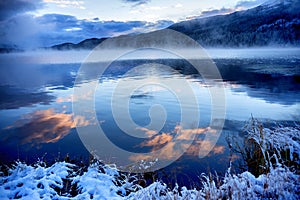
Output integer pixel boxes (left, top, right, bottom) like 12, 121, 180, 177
0, 119, 299, 199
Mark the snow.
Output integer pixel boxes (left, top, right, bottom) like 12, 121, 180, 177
72, 167, 120, 199
0, 160, 299, 199
0, 124, 299, 199
0, 161, 74, 199
71, 163, 135, 199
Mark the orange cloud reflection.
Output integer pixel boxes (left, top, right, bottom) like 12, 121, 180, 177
140, 133, 172, 147
130, 125, 225, 162
5, 108, 91, 146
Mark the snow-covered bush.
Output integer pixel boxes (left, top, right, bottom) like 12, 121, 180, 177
0, 161, 74, 199
0, 161, 136, 200
72, 161, 137, 199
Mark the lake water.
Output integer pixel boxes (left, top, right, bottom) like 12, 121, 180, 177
0, 49, 299, 187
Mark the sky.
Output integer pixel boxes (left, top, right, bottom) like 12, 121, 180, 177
0, 0, 268, 49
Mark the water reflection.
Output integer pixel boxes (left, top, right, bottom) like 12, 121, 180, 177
214, 58, 300, 105
0, 51, 299, 186
130, 126, 225, 162
3, 108, 90, 146
0, 58, 298, 110
0, 85, 55, 110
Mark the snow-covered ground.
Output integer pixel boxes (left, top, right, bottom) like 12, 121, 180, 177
0, 123, 299, 199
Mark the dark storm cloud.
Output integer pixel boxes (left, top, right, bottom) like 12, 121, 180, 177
0, 0, 43, 21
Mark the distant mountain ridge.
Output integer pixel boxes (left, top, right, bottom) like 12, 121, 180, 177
25, 0, 300, 51
50, 38, 107, 50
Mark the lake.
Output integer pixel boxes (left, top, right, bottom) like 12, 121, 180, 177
0, 48, 299, 187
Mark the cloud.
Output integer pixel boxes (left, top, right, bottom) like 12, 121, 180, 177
174, 3, 183, 8
0, 14, 42, 48
0, 1, 173, 49
235, 0, 267, 9
122, 0, 150, 6
0, 12, 173, 49
53, 17, 146, 42
185, 7, 239, 20
3, 108, 91, 146
0, 0, 43, 20
200, 7, 236, 17
43, 0, 85, 9
187, 1, 268, 20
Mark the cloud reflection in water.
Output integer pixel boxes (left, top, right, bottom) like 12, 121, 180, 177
131, 125, 225, 161
4, 108, 91, 146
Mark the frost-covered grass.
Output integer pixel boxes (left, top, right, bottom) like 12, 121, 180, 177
245, 119, 300, 171
200, 163, 299, 199
0, 121, 299, 199
229, 118, 300, 176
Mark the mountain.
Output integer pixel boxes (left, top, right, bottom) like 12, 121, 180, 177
50, 0, 300, 50
50, 38, 107, 50
0, 44, 23, 53
169, 0, 300, 47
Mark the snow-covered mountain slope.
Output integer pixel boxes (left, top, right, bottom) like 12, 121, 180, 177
169, 0, 300, 47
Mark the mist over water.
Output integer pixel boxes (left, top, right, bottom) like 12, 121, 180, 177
1, 48, 300, 64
